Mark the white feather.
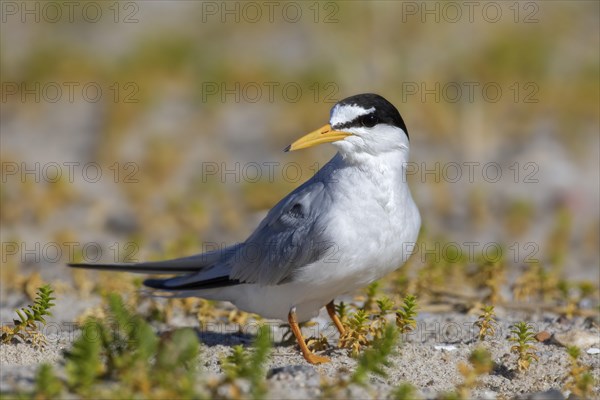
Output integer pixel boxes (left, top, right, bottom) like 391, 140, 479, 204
330, 104, 375, 126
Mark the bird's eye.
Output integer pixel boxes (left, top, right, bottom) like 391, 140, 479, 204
360, 114, 378, 128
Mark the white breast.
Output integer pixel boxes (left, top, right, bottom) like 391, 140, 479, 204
294, 152, 421, 295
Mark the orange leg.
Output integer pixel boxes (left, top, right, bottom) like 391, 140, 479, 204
288, 307, 330, 364
326, 300, 345, 336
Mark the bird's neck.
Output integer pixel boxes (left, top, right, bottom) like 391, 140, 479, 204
329, 149, 414, 215
336, 149, 411, 180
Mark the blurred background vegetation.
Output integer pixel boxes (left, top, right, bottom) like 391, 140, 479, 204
1, 1, 598, 305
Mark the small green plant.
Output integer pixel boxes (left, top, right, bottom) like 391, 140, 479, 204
509, 322, 539, 372
33, 363, 64, 399
222, 345, 250, 377
370, 296, 395, 339
339, 294, 412, 357
59, 293, 200, 398
218, 325, 271, 399
513, 263, 561, 303
351, 324, 398, 386
557, 280, 577, 318
321, 325, 399, 398
443, 347, 493, 399
391, 382, 421, 400
376, 296, 395, 315
339, 309, 371, 357
577, 280, 596, 300
564, 346, 595, 398
1, 284, 55, 348
396, 294, 418, 334
474, 305, 497, 341
153, 329, 200, 395
362, 281, 381, 311
479, 258, 505, 304
65, 322, 104, 394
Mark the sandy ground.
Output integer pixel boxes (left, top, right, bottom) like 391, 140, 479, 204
1, 297, 599, 399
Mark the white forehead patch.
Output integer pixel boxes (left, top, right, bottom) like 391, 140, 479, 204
330, 104, 375, 127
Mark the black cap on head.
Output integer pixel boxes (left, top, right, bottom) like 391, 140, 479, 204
332, 93, 409, 139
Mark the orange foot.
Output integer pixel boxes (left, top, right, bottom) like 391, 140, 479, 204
288, 307, 332, 365
303, 352, 331, 364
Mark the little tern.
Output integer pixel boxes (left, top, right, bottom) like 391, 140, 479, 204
69, 93, 421, 364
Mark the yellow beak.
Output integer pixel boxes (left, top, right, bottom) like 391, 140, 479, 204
285, 124, 352, 152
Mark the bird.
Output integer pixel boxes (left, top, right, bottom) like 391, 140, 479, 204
68, 93, 421, 364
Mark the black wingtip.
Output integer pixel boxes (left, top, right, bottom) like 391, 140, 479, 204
283, 144, 291, 152
67, 262, 116, 269
143, 278, 169, 289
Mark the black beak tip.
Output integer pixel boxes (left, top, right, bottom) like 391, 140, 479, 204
283, 144, 291, 152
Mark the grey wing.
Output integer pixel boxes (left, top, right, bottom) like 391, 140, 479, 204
158, 179, 335, 290
229, 180, 334, 285
68, 175, 335, 291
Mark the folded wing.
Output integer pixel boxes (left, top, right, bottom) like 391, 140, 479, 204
68, 163, 337, 291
